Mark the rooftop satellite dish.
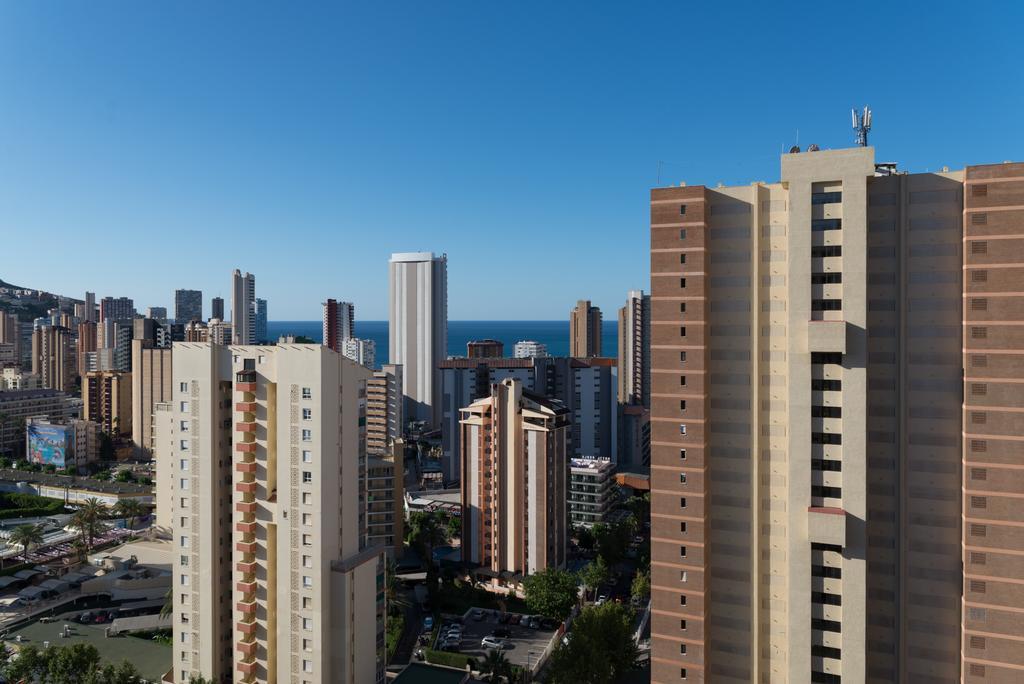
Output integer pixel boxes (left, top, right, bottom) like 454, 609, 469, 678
789, 145, 801, 154
808, 144, 820, 152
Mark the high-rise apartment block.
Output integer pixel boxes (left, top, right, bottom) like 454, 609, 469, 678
569, 299, 602, 357
100, 296, 135, 322
459, 379, 568, 587
77, 321, 97, 377
26, 417, 99, 472
648, 146, 1024, 684
84, 292, 96, 322
513, 340, 549, 358
0, 312, 21, 366
322, 299, 355, 352
174, 289, 203, 324
83, 370, 131, 439
231, 270, 256, 344
31, 325, 76, 391
366, 445, 405, 560
366, 364, 404, 456
254, 298, 267, 343
440, 356, 617, 481
618, 289, 651, 406
210, 296, 224, 321
167, 343, 385, 684
341, 337, 375, 369
467, 339, 504, 358
131, 339, 172, 458
389, 252, 447, 426
147, 307, 168, 322
568, 456, 615, 528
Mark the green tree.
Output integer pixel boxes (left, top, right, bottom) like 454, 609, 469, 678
593, 520, 631, 566
71, 496, 109, 549
548, 603, 639, 684
446, 514, 461, 541
46, 642, 101, 682
630, 569, 650, 603
479, 648, 514, 682
84, 660, 142, 684
406, 511, 447, 566
385, 557, 409, 616
113, 497, 145, 530
575, 525, 595, 552
160, 586, 173, 619
8, 522, 44, 561
522, 567, 579, 620
579, 555, 611, 601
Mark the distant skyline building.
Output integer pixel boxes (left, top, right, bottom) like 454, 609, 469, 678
366, 364, 403, 456
231, 270, 256, 344
0, 312, 21, 367
83, 370, 131, 439
76, 321, 97, 377
569, 299, 602, 357
0, 389, 82, 458
254, 297, 267, 343
99, 296, 135, 323
388, 252, 447, 426
617, 289, 650, 406
84, 292, 96, 323
467, 339, 503, 358
130, 339, 171, 458
146, 306, 167, 321
512, 340, 548, 358
460, 379, 568, 587
174, 289, 202, 324
322, 299, 355, 352
341, 337, 375, 369
31, 325, 76, 391
210, 296, 224, 321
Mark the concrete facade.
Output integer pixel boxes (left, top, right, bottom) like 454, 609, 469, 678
389, 252, 447, 427
231, 270, 256, 345
570, 299, 602, 357
131, 340, 172, 458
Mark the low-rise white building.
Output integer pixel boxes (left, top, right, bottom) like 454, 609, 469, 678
569, 457, 615, 528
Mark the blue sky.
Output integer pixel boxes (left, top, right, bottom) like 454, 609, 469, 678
1, 2, 1020, 320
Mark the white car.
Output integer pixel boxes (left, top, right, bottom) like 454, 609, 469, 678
596, 595, 608, 606
480, 636, 509, 650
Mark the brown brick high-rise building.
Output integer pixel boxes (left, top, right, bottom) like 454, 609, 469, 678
962, 161, 1024, 683
650, 146, 1023, 684
569, 299, 602, 357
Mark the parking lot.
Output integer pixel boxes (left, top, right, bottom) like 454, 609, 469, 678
436, 609, 558, 671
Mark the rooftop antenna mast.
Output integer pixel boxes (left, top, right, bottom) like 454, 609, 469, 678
852, 105, 872, 146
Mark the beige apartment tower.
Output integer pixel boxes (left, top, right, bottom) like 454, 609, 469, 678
31, 325, 76, 391
460, 379, 569, 587
131, 340, 171, 457
82, 370, 131, 438
646, 145, 1013, 683
569, 299, 602, 357
166, 343, 385, 684
366, 364, 404, 456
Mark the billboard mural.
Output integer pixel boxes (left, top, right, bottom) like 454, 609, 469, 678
26, 423, 69, 467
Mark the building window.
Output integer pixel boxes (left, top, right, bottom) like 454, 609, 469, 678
680, 449, 686, 460
180, 536, 189, 548
302, 429, 312, 441
680, 498, 686, 509
679, 204, 687, 215
302, 534, 312, 546
303, 638, 312, 651
303, 576, 313, 588
679, 595, 686, 606
681, 571, 688, 582
302, 387, 312, 399
180, 401, 189, 412
680, 376, 686, 386
302, 408, 312, 420
680, 278, 686, 288
180, 555, 189, 567
302, 513, 312, 526
179, 382, 188, 393
303, 597, 312, 609
303, 660, 313, 673
180, 440, 189, 450
180, 574, 189, 586
302, 492, 312, 505
302, 450, 312, 463
680, 522, 687, 533
680, 254, 686, 264
680, 400, 686, 411
680, 546, 687, 557
302, 471, 312, 484
680, 643, 687, 655
180, 478, 189, 490
679, 425, 687, 435
681, 668, 687, 679
180, 459, 189, 471
811, 191, 842, 205
680, 326, 686, 337
180, 420, 190, 432
303, 555, 313, 568
679, 229, 687, 240
680, 619, 687, 630
303, 618, 313, 631
680, 473, 687, 484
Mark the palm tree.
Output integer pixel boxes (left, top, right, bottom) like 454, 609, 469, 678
479, 649, 513, 682
160, 587, 172, 619
113, 498, 144, 531
71, 497, 108, 550
8, 523, 44, 562
407, 512, 447, 567
384, 558, 408, 616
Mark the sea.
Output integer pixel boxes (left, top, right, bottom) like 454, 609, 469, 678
266, 320, 619, 366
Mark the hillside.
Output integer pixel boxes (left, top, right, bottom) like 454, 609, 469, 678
0, 277, 82, 322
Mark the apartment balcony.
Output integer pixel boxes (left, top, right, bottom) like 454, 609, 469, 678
808, 506, 846, 548
236, 541, 257, 555
236, 382, 257, 393
236, 599, 257, 615
236, 560, 257, 574
236, 442, 257, 454
236, 481, 257, 494
236, 501, 257, 515
236, 660, 257, 680
236, 640, 257, 659
237, 621, 257, 636
236, 461, 257, 474
236, 402, 257, 412
236, 422, 257, 434
236, 521, 258, 535
236, 580, 257, 595
806, 320, 847, 354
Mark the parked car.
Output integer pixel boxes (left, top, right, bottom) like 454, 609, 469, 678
77, 611, 96, 624
526, 617, 540, 629
480, 636, 509, 650
423, 616, 434, 630
438, 641, 460, 652
498, 612, 511, 624
509, 614, 521, 625
596, 595, 608, 606
471, 608, 485, 621
492, 628, 510, 638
